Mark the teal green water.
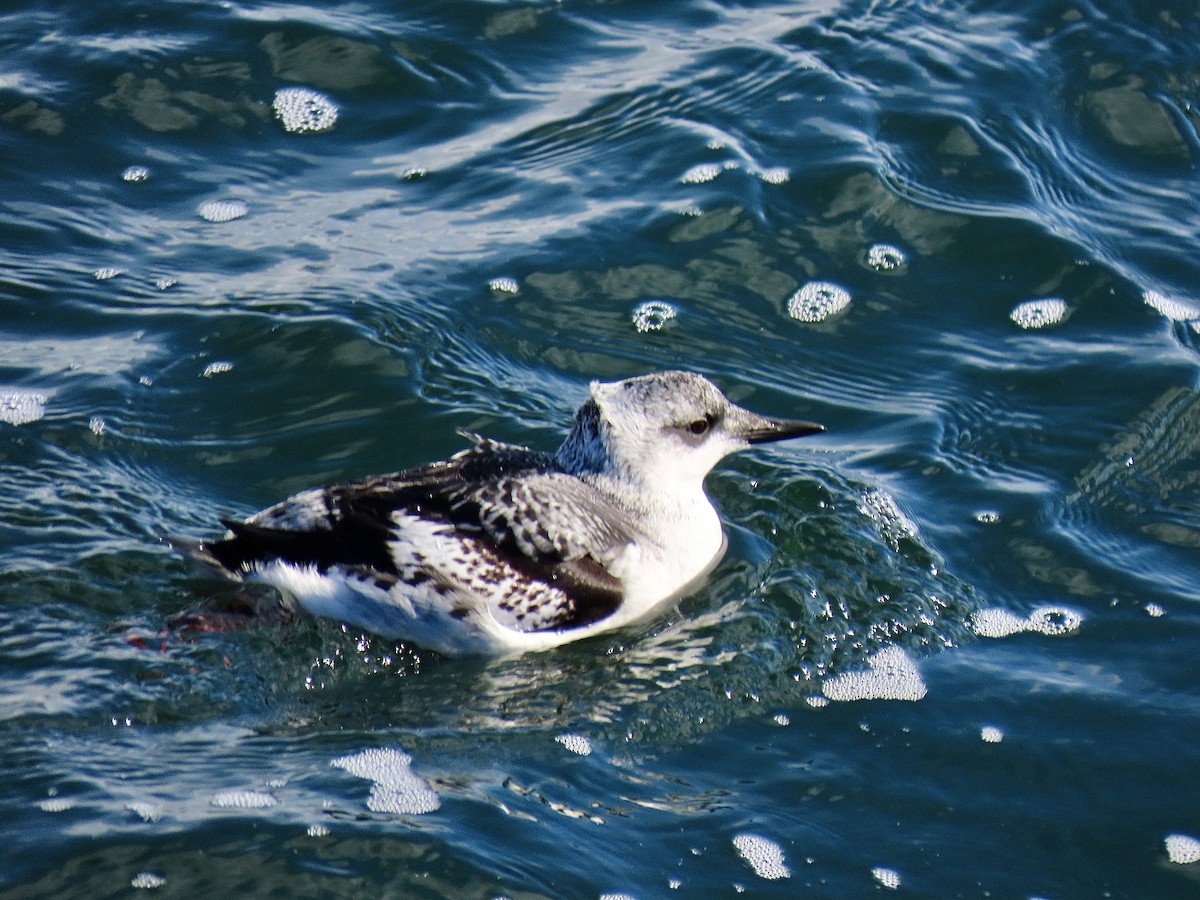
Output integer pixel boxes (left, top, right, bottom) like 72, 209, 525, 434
3, 1, 1200, 897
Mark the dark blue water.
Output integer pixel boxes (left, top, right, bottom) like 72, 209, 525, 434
2, 1, 1199, 896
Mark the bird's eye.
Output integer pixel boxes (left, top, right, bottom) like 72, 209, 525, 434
688, 418, 710, 436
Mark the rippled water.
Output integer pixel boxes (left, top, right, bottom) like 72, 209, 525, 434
3, 1, 1199, 896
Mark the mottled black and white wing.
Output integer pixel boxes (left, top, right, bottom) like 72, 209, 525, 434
441, 471, 640, 629
195, 438, 638, 635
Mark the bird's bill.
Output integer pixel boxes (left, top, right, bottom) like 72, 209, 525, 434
733, 408, 826, 444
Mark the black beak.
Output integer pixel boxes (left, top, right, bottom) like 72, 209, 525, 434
743, 418, 826, 445
730, 406, 826, 445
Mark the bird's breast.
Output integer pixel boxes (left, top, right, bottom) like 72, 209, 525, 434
611, 497, 726, 610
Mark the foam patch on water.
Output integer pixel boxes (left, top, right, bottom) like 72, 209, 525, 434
1027, 607, 1082, 635
681, 163, 721, 184
1143, 289, 1200, 321
210, 790, 277, 809
1145, 602, 1164, 617
0, 390, 46, 426
980, 725, 1003, 743
1165, 833, 1200, 864
555, 733, 592, 756
867, 243, 906, 271
94, 267, 122, 281
822, 646, 927, 702
633, 300, 677, 333
787, 281, 851, 323
1010, 297, 1068, 329
131, 872, 166, 890
489, 276, 519, 293
38, 796, 75, 813
732, 833, 790, 880
758, 166, 790, 184
127, 800, 163, 822
198, 199, 248, 223
331, 747, 440, 815
971, 606, 1082, 638
123, 165, 150, 182
202, 361, 233, 378
272, 87, 338, 134
872, 866, 901, 889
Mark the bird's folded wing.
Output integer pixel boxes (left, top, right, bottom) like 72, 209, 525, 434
444, 472, 637, 630
454, 472, 638, 564
206, 446, 636, 633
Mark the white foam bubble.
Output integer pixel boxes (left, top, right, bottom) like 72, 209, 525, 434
732, 833, 790, 880
202, 361, 233, 378
555, 733, 592, 756
787, 281, 851, 323
1145, 602, 1165, 618
632, 300, 677, 333
198, 199, 248, 223
867, 244, 906, 271
681, 163, 721, 184
131, 872, 166, 890
772, 713, 790, 726
980, 725, 1003, 743
1027, 606, 1083, 636
489, 276, 519, 293
969, 607, 1029, 638
971, 606, 1082, 638
0, 390, 46, 426
123, 165, 151, 183
1143, 289, 1200, 321
94, 267, 122, 281
154, 276, 177, 291
872, 867, 901, 889
758, 166, 790, 184
38, 797, 75, 813
331, 747, 439, 815
272, 87, 338, 134
822, 646, 927, 702
1165, 833, 1200, 864
127, 801, 163, 822
210, 790, 277, 809
307, 823, 330, 837
1010, 297, 1068, 329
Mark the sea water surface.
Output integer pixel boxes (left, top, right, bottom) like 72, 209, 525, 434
2, 1, 1199, 897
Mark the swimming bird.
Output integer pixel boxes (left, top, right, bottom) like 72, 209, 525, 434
182, 371, 824, 655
